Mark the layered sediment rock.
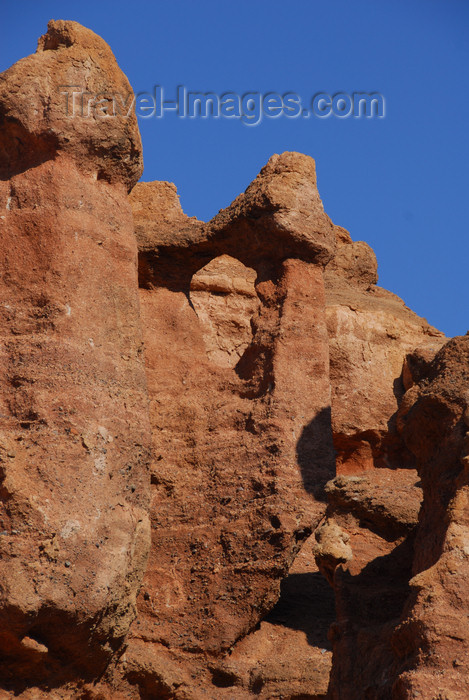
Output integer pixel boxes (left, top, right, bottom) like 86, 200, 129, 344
0, 20, 151, 687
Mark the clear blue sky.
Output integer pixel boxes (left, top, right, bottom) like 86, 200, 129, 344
2, 1, 468, 337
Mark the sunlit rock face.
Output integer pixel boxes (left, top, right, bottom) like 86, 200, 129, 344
190, 255, 259, 369
1, 19, 461, 700
0, 19, 151, 685
129, 155, 336, 661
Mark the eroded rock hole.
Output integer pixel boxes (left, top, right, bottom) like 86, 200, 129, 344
190, 255, 259, 368
210, 667, 239, 688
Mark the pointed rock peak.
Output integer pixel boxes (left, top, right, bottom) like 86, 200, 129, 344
258, 150, 319, 179
0, 20, 142, 189
209, 151, 336, 265
37, 19, 111, 52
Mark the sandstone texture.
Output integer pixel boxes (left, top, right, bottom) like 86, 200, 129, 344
324, 225, 445, 473
320, 337, 469, 700
318, 468, 422, 699
0, 20, 151, 689
0, 19, 142, 188
1, 18, 467, 700
392, 335, 469, 699
190, 256, 259, 368
122, 164, 336, 696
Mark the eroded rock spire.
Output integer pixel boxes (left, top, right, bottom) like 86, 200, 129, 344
0, 20, 151, 683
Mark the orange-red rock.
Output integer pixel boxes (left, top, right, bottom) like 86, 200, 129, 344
324, 226, 445, 473
124, 162, 448, 698
2, 19, 466, 700
317, 469, 422, 699
0, 20, 142, 189
392, 335, 469, 699
123, 161, 336, 696
0, 20, 150, 687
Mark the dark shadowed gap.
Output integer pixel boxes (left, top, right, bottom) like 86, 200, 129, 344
296, 407, 336, 500
265, 571, 335, 649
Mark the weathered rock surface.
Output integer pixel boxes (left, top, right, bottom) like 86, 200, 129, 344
2, 19, 466, 700
325, 470, 422, 540
392, 335, 469, 699
320, 338, 469, 699
324, 227, 445, 473
317, 469, 422, 699
205, 540, 334, 699
0, 20, 151, 689
0, 19, 142, 189
121, 159, 336, 696
190, 256, 259, 368
208, 151, 336, 266
124, 165, 448, 697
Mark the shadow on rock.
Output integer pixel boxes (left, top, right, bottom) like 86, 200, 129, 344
296, 407, 336, 499
265, 571, 335, 649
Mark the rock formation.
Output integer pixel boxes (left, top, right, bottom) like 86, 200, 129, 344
324, 225, 445, 473
0, 20, 151, 689
392, 336, 469, 699
121, 156, 337, 695
1, 19, 467, 700
318, 468, 422, 699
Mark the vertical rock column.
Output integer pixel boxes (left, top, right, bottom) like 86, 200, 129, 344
271, 258, 334, 502
0, 21, 151, 680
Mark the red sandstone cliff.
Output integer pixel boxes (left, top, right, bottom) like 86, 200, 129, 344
0, 20, 151, 690
1, 19, 467, 700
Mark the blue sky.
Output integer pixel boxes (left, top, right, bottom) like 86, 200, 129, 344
2, 1, 468, 337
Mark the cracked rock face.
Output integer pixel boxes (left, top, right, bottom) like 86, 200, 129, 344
122, 157, 447, 697
190, 255, 259, 368
0, 20, 151, 685
319, 338, 469, 700
324, 228, 445, 473
316, 468, 422, 700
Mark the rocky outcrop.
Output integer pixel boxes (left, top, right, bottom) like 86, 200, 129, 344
392, 335, 469, 698
319, 469, 422, 699
0, 19, 142, 188
324, 225, 445, 473
124, 165, 446, 697
1, 19, 465, 700
0, 20, 151, 689
121, 158, 337, 696
190, 256, 259, 368
317, 337, 469, 699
